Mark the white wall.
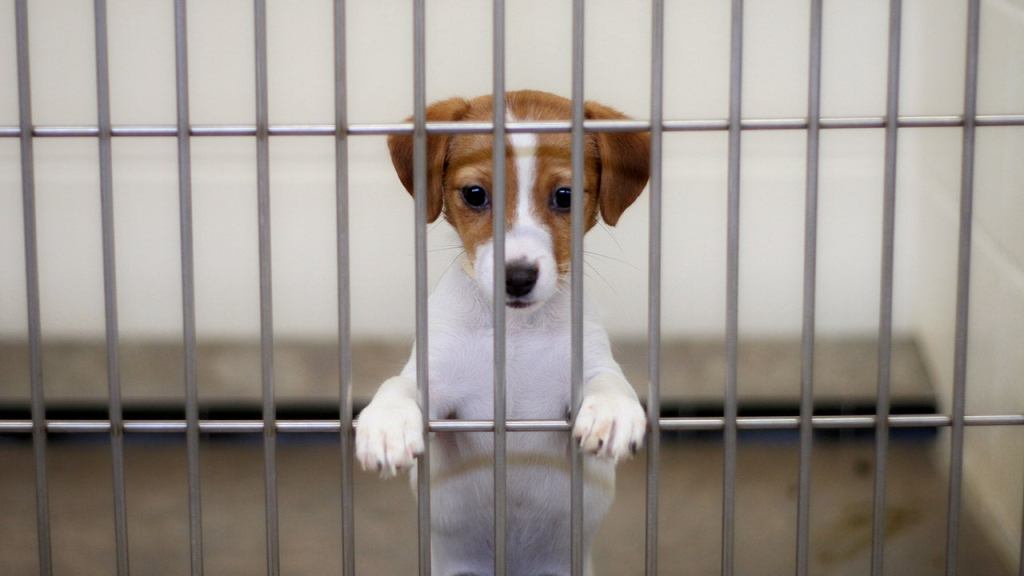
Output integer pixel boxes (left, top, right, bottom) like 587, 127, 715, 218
902, 0, 1024, 563
1, 0, 921, 341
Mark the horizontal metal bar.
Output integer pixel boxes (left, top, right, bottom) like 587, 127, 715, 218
818, 117, 885, 129
1, 414, 1021, 435
34, 126, 102, 137
583, 119, 649, 133
347, 123, 412, 136
975, 114, 1024, 126
430, 419, 573, 432
191, 125, 256, 137
898, 115, 959, 128
4, 114, 1023, 140
115, 126, 177, 137
131, 420, 186, 433
0, 421, 32, 433
48, 421, 113, 433
742, 117, 806, 130
661, 119, 731, 131
270, 124, 335, 136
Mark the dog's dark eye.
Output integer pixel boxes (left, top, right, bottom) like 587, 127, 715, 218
551, 187, 572, 212
461, 185, 489, 210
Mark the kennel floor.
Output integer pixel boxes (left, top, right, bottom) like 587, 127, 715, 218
0, 338, 1011, 574
0, 433, 1013, 576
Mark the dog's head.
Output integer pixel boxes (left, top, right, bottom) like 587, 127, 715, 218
388, 90, 649, 311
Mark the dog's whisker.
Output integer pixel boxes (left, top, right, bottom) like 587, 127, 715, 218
441, 250, 468, 277
430, 245, 465, 253
595, 220, 626, 254
583, 260, 617, 294
584, 250, 640, 272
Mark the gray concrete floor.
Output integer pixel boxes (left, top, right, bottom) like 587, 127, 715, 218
0, 339, 1011, 574
0, 434, 1012, 575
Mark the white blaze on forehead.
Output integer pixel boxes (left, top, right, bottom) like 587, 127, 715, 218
507, 112, 540, 231
469, 111, 558, 307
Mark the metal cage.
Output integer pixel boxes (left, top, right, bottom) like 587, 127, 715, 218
3, 0, 1024, 575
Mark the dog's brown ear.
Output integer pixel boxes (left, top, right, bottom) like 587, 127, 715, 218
584, 101, 650, 226
387, 97, 472, 222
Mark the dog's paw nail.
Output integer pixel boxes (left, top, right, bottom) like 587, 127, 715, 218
597, 438, 604, 449
630, 441, 638, 455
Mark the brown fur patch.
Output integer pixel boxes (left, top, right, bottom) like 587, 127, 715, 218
387, 90, 650, 270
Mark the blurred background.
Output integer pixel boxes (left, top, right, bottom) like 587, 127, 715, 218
0, 0, 1021, 574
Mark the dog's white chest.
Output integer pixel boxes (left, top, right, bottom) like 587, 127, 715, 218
377, 266, 635, 575
422, 327, 613, 576
431, 325, 572, 422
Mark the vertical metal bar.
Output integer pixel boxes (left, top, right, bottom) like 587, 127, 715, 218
333, 0, 355, 573
796, 0, 823, 574
14, 1, 53, 573
412, 0, 431, 574
491, 0, 507, 575
173, 1, 204, 574
871, 1, 902, 573
645, 0, 664, 573
569, 0, 585, 574
722, 1, 743, 575
93, 0, 129, 572
253, 0, 279, 574
945, 0, 981, 574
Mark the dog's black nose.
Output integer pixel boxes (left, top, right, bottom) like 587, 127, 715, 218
506, 262, 538, 298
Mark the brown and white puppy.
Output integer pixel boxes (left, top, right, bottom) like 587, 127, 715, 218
356, 90, 649, 576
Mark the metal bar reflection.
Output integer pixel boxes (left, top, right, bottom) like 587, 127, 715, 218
14, 1, 53, 573
722, 1, 744, 574
796, 0, 823, 574
4, 114, 1024, 140
871, 1, 903, 573
412, 0, 432, 574
945, 0, 982, 573
253, 1, 280, 573
173, 1, 205, 573
491, 0, 508, 574
569, 0, 586, 574
333, 0, 356, 573
93, 0, 130, 572
646, 0, 665, 573
1, 414, 1023, 435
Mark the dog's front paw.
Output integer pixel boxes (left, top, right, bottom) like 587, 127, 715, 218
573, 391, 647, 462
355, 393, 425, 478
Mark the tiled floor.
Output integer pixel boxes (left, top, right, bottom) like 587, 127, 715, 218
0, 433, 1012, 575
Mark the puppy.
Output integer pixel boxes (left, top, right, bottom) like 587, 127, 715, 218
355, 90, 650, 576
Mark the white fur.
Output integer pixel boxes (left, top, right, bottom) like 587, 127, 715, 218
473, 129, 559, 309
356, 119, 646, 576
510, 130, 540, 230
